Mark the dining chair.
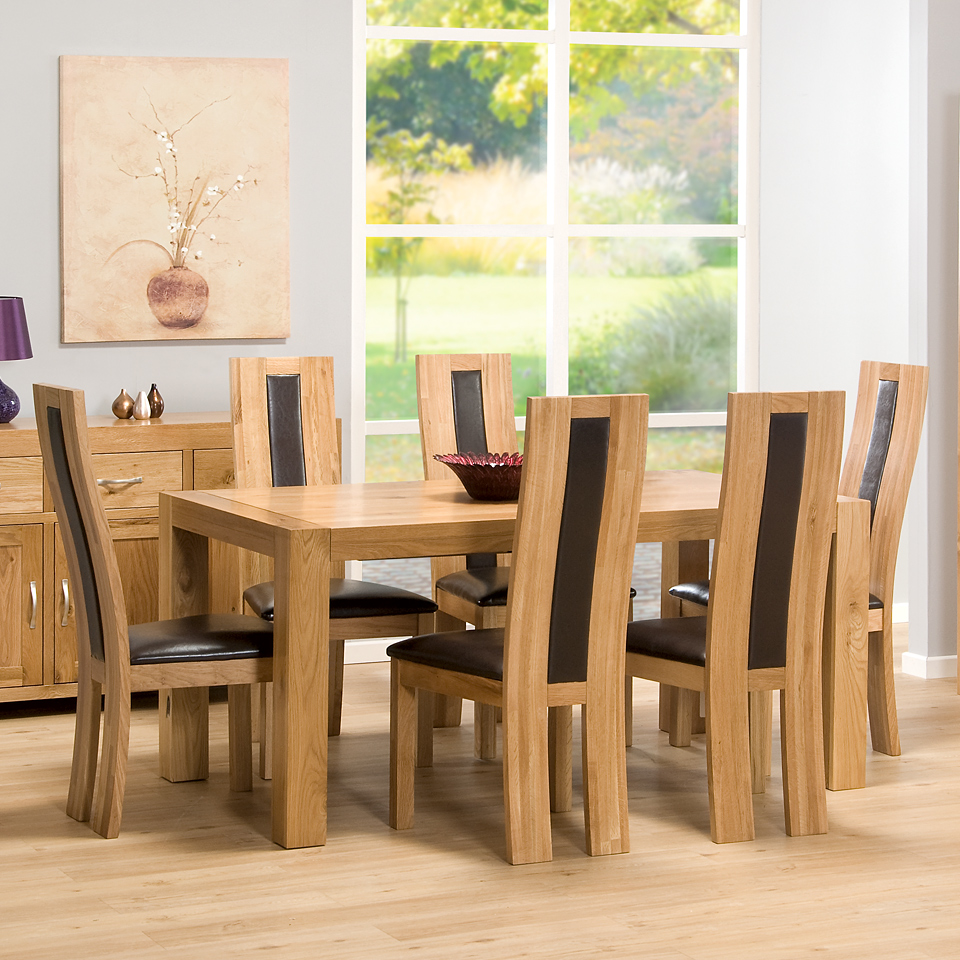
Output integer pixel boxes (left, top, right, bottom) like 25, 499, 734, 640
667, 361, 928, 762
625, 390, 844, 842
389, 392, 648, 864
35, 383, 275, 839
415, 353, 517, 753
230, 357, 437, 763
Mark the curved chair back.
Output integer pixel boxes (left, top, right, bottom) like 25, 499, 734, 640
416, 353, 517, 575
230, 356, 339, 489
837, 361, 928, 609
34, 384, 131, 679
709, 391, 844, 675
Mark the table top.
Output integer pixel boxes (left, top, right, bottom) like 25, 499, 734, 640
164, 470, 722, 561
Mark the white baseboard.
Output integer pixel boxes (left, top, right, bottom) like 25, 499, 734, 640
344, 638, 393, 664
901, 652, 958, 679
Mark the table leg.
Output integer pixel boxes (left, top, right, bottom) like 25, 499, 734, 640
271, 526, 329, 848
158, 508, 210, 782
822, 497, 870, 791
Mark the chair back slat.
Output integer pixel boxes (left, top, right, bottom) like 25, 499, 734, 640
34, 384, 130, 673
838, 361, 927, 606
450, 369, 488, 456
504, 394, 647, 694
266, 373, 307, 487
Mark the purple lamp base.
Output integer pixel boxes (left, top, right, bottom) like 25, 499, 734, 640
0, 379, 21, 423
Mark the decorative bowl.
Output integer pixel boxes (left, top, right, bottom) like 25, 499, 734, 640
434, 452, 523, 502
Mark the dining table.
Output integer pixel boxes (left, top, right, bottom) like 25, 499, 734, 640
159, 471, 870, 849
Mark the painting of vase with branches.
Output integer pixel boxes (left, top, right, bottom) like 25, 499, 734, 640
60, 56, 289, 342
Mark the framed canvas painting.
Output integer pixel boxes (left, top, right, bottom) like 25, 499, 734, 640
60, 56, 289, 342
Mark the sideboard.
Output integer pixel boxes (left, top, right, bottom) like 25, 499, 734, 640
0, 412, 234, 702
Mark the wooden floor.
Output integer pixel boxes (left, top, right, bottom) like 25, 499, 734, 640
2, 625, 958, 959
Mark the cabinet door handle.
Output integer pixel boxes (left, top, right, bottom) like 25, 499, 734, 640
29, 581, 37, 630
97, 476, 144, 487
61, 579, 71, 627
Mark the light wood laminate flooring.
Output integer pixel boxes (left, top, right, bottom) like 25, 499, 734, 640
1, 625, 957, 959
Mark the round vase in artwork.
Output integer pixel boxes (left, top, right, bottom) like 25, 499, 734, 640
147, 266, 209, 329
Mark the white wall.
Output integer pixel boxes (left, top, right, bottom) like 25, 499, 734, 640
1, 0, 355, 453
904, 0, 959, 674
759, 1, 916, 614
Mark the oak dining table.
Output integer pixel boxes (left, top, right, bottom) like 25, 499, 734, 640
158, 471, 870, 849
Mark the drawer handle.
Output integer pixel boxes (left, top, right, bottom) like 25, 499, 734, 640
61, 578, 71, 627
29, 581, 37, 630
97, 476, 144, 487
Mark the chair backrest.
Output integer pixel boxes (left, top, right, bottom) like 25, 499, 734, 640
230, 357, 340, 490
33, 384, 130, 678
837, 361, 928, 607
503, 394, 648, 696
707, 391, 844, 675
416, 353, 517, 575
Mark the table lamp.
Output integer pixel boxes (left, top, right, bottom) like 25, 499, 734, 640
0, 297, 33, 423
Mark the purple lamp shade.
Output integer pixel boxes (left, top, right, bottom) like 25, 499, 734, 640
0, 298, 33, 423
0, 298, 32, 361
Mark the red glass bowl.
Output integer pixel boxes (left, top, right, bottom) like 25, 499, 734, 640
434, 452, 523, 501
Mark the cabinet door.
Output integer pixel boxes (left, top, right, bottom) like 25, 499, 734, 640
54, 519, 159, 684
0, 525, 43, 688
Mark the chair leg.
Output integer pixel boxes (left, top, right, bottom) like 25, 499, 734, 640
328, 637, 345, 737
658, 683, 674, 731
417, 690, 435, 768
867, 627, 901, 756
259, 681, 273, 780
475, 701, 498, 760
748, 690, 773, 795
668, 687, 698, 747
581, 700, 630, 857
91, 678, 131, 840
66, 673, 102, 823
624, 676, 633, 748
228, 685, 253, 792
705, 681, 754, 843
548, 705, 573, 813
503, 696, 553, 865
780, 682, 828, 837
433, 609, 465, 728
390, 660, 417, 830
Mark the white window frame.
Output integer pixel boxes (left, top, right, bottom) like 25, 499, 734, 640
351, 0, 760, 482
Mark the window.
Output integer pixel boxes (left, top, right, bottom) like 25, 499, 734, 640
352, 0, 758, 483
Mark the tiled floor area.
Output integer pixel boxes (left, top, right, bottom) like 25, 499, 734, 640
364, 542, 665, 618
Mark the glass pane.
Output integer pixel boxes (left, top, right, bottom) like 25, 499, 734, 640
571, 0, 739, 35
366, 434, 424, 482
366, 238, 547, 420
568, 238, 737, 413
647, 426, 725, 472
368, 40, 547, 224
368, 0, 548, 30
570, 46, 738, 225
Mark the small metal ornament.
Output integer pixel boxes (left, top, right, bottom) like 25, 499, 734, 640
111, 389, 134, 419
133, 390, 151, 420
147, 383, 164, 418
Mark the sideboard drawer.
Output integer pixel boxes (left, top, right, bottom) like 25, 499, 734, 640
0, 458, 44, 514
92, 451, 183, 509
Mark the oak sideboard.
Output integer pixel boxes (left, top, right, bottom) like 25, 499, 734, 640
0, 412, 234, 702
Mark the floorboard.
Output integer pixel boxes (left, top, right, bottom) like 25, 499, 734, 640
1, 626, 957, 959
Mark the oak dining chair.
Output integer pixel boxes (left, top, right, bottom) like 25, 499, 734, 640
35, 383, 275, 839
230, 357, 437, 771
389, 393, 648, 864
668, 361, 928, 767
415, 353, 517, 754
625, 390, 844, 842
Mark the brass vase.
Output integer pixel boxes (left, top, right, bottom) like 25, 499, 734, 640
147, 384, 164, 418
111, 389, 134, 419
